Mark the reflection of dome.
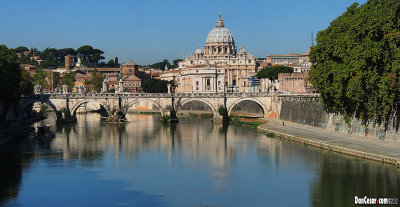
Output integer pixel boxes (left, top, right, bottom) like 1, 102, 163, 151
206, 14, 234, 44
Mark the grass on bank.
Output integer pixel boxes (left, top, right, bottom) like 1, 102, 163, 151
230, 116, 267, 128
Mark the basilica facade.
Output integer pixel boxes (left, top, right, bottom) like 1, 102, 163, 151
176, 14, 258, 93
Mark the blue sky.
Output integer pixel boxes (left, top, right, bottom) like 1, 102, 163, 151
0, 0, 367, 65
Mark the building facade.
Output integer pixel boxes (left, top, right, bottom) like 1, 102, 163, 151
176, 14, 258, 93
178, 66, 225, 93
105, 60, 146, 93
278, 72, 314, 94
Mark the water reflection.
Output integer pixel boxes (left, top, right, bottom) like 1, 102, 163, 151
0, 113, 399, 207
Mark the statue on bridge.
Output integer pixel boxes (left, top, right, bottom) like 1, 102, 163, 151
102, 76, 108, 93
34, 85, 42, 94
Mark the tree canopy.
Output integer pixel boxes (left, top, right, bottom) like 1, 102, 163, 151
256, 66, 294, 80
309, 0, 400, 130
0, 45, 22, 105
84, 69, 104, 92
0, 45, 33, 120
60, 71, 76, 91
141, 78, 170, 93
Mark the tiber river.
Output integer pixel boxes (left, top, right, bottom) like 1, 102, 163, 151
0, 113, 399, 207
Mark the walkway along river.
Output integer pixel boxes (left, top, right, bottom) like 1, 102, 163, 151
0, 113, 399, 206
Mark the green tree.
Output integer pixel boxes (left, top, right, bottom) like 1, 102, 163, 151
107, 59, 115, 67
0, 45, 34, 120
114, 57, 119, 67
14, 46, 28, 53
60, 71, 76, 91
33, 68, 47, 88
256, 66, 294, 80
148, 59, 171, 70
84, 69, 104, 92
19, 68, 34, 95
141, 78, 170, 93
172, 59, 183, 68
58, 48, 77, 61
0, 45, 21, 104
309, 0, 400, 130
76, 45, 94, 66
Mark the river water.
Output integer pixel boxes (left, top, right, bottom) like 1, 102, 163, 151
1, 113, 399, 207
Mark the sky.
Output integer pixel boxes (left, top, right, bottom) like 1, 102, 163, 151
0, 0, 368, 65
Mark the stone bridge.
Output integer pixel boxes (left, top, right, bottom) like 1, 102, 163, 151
18, 93, 283, 122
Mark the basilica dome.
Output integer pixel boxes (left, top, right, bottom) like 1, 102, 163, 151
206, 15, 235, 44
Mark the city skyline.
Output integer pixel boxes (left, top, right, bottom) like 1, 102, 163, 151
0, 0, 367, 65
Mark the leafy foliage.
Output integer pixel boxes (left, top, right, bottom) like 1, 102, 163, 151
19, 68, 34, 95
84, 69, 104, 92
60, 71, 76, 91
33, 68, 47, 88
0, 45, 33, 120
141, 78, 170, 93
0, 45, 21, 105
14, 46, 28, 53
309, 0, 400, 130
256, 66, 294, 80
147, 59, 172, 70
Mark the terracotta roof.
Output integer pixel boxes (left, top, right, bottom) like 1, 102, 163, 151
268, 53, 299, 57
20, 64, 37, 68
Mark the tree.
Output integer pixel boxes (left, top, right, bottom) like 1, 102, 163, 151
309, 0, 400, 130
147, 59, 171, 70
14, 46, 28, 53
141, 78, 170, 93
0, 45, 21, 105
60, 71, 76, 91
256, 66, 294, 80
114, 57, 119, 67
32, 68, 47, 89
19, 68, 34, 95
172, 59, 182, 68
76, 45, 94, 66
107, 59, 115, 67
90, 49, 105, 67
84, 69, 104, 92
58, 48, 76, 58
0, 45, 34, 121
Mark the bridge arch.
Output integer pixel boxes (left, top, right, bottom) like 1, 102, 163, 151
177, 98, 217, 117
70, 100, 108, 116
123, 99, 163, 114
227, 98, 267, 117
18, 98, 62, 120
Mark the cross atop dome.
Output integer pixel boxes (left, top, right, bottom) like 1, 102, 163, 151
216, 12, 224, 28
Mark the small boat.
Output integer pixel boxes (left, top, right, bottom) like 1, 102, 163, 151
36, 125, 55, 139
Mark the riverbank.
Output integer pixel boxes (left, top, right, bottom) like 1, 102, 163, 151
258, 118, 400, 167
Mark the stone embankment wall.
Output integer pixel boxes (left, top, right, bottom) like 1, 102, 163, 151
278, 96, 400, 143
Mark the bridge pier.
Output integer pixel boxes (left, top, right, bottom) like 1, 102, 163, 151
105, 109, 127, 123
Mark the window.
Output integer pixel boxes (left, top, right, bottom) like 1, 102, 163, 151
129, 68, 132, 73
243, 81, 246, 87
133, 82, 136, 87
233, 79, 236, 86
206, 79, 210, 86
137, 82, 140, 87
129, 83, 131, 86
196, 81, 199, 85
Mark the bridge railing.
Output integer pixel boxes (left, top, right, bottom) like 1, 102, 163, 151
21, 91, 314, 99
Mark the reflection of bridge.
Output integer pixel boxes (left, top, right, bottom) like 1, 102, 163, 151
18, 93, 282, 121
